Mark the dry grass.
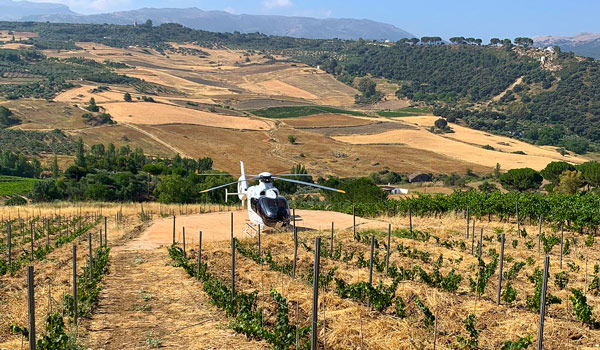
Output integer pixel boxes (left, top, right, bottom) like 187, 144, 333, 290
402, 116, 588, 165
70, 124, 177, 157
333, 117, 588, 171
189, 212, 600, 349
0, 31, 38, 42
54, 85, 128, 104
283, 114, 374, 128
2, 99, 89, 131
0, 202, 249, 349
102, 102, 272, 130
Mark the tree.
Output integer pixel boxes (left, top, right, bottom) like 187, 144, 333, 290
357, 77, 377, 98
288, 135, 296, 145
577, 162, 600, 188
51, 154, 60, 178
556, 170, 584, 194
434, 118, 448, 129
123, 92, 132, 102
514, 37, 534, 48
499, 168, 542, 192
489, 38, 501, 46
494, 163, 501, 179
30, 179, 62, 202
86, 98, 99, 112
155, 174, 196, 203
322, 177, 388, 203
540, 161, 575, 184
75, 138, 86, 168
478, 181, 497, 193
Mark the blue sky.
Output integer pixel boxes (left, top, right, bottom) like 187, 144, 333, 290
29, 0, 600, 40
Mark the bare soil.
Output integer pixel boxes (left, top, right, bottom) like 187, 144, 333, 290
79, 249, 269, 350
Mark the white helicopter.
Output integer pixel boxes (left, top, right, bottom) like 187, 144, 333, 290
200, 161, 345, 233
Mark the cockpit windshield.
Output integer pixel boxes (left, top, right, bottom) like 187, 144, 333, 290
253, 196, 290, 225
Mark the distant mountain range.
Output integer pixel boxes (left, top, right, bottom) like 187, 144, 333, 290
534, 33, 600, 59
0, 0, 75, 20
0, 0, 414, 41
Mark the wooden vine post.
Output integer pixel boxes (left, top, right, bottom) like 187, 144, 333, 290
27, 266, 35, 350
409, 204, 413, 233
497, 234, 505, 304
478, 228, 483, 257
182, 227, 186, 258
466, 207, 470, 238
73, 245, 78, 324
30, 222, 34, 260
311, 237, 321, 350
537, 256, 550, 350
559, 223, 564, 269
231, 236, 236, 300
197, 231, 202, 280
330, 222, 334, 255
385, 223, 391, 275
104, 216, 108, 247
88, 232, 93, 280
257, 225, 261, 256
172, 215, 176, 244
293, 227, 298, 279
538, 216, 542, 254
369, 235, 375, 285
7, 223, 11, 271
352, 206, 356, 238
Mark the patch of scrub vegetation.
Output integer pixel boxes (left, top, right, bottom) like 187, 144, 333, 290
0, 175, 37, 197
252, 105, 365, 118
0, 49, 156, 99
377, 107, 430, 117
0, 129, 76, 155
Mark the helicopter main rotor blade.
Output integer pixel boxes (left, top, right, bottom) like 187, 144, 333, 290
199, 177, 258, 193
272, 176, 345, 193
271, 174, 314, 177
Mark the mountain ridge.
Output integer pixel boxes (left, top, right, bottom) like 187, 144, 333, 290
12, 4, 415, 41
534, 32, 600, 59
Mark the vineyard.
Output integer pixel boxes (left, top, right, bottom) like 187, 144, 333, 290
0, 202, 240, 349
2, 200, 600, 349
168, 206, 600, 349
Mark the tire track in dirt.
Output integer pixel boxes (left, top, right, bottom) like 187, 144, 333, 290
121, 123, 194, 159
79, 246, 269, 349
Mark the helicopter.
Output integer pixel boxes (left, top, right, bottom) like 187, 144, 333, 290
200, 161, 345, 233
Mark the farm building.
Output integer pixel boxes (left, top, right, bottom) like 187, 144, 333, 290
408, 172, 432, 183
379, 185, 409, 194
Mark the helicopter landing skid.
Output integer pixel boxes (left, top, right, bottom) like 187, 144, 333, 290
243, 223, 258, 238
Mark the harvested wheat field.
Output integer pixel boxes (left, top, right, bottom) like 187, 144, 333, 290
283, 114, 374, 128
102, 102, 273, 130
333, 125, 584, 171
400, 116, 588, 164
0, 43, 33, 49
0, 31, 38, 42
54, 85, 129, 104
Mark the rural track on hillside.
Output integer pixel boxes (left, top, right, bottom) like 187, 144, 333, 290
121, 123, 194, 159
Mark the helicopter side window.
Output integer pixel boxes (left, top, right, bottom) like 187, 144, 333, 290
251, 198, 258, 212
